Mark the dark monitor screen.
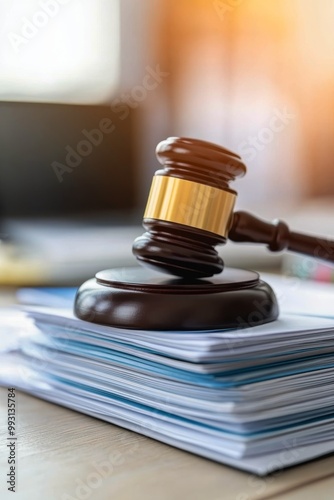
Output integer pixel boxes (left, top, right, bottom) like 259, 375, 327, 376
0, 101, 136, 218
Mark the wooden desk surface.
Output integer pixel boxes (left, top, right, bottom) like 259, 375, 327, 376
0, 389, 334, 500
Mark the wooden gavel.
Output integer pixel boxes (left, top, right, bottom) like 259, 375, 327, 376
133, 137, 334, 278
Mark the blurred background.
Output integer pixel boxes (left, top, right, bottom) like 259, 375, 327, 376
0, 0, 333, 286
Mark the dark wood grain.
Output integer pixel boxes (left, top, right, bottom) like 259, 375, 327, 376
75, 267, 278, 330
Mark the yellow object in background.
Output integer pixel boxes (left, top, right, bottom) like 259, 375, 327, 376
0, 242, 49, 286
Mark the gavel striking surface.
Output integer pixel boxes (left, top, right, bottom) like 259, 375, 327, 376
74, 267, 279, 330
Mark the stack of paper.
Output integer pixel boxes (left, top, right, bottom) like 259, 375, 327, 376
1, 275, 334, 475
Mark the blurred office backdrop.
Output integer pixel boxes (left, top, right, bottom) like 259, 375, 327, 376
0, 0, 333, 284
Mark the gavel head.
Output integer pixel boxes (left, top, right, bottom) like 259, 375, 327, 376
132, 137, 246, 278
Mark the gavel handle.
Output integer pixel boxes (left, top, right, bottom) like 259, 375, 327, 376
229, 211, 334, 263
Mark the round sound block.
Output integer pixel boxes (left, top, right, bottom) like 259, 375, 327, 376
74, 267, 279, 331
